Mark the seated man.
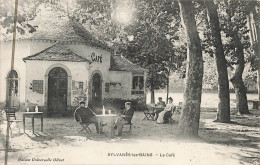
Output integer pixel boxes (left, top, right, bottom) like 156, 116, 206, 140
156, 97, 175, 124
74, 101, 106, 133
113, 102, 134, 136
156, 97, 166, 107
154, 97, 166, 120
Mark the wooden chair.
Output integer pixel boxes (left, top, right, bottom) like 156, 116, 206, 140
124, 122, 133, 133
123, 111, 134, 133
175, 102, 182, 114
163, 106, 176, 124
115, 109, 134, 135
142, 109, 154, 120
5, 108, 22, 136
74, 108, 93, 133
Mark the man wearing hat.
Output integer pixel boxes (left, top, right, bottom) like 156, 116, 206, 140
74, 101, 105, 133
113, 102, 134, 136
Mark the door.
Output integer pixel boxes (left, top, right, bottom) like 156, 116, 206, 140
92, 73, 102, 106
7, 70, 19, 108
48, 67, 68, 115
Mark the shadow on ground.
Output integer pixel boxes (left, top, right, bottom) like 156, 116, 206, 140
1, 108, 259, 165
199, 109, 260, 165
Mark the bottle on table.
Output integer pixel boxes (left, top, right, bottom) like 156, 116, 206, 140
35, 106, 38, 112
102, 105, 105, 115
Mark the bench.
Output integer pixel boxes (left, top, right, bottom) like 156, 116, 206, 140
248, 100, 260, 109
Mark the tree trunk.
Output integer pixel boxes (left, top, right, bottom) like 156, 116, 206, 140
151, 89, 155, 104
205, 0, 230, 122
166, 74, 169, 104
150, 75, 155, 104
230, 37, 249, 114
253, 22, 260, 100
232, 79, 249, 114
248, 8, 260, 100
223, 1, 249, 114
258, 68, 260, 100
178, 0, 203, 137
255, 19, 260, 100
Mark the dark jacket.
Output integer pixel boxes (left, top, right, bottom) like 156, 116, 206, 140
74, 107, 95, 122
156, 101, 166, 107
119, 107, 134, 123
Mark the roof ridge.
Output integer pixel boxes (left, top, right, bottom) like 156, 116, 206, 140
69, 20, 113, 51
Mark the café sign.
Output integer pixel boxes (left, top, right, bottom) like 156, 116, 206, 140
91, 53, 102, 63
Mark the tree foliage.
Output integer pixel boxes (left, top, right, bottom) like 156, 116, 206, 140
194, 1, 258, 91
0, 0, 64, 40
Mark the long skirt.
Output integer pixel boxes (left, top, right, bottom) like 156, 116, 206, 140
156, 110, 167, 124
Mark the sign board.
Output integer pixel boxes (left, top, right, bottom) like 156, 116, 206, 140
32, 80, 43, 94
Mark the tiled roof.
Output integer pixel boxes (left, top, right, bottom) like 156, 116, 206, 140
29, 20, 112, 51
23, 43, 90, 62
1, 7, 112, 51
110, 55, 145, 73
70, 21, 112, 51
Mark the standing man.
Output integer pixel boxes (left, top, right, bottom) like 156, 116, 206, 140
113, 102, 134, 136
74, 101, 106, 133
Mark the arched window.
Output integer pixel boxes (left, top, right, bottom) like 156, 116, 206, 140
7, 70, 19, 107
8, 70, 19, 96
8, 70, 18, 79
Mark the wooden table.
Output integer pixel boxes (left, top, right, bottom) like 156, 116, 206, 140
22, 112, 43, 134
96, 114, 117, 137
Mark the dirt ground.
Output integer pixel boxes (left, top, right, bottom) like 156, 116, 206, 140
0, 94, 259, 165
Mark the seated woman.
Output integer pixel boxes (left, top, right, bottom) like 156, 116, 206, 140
156, 97, 175, 124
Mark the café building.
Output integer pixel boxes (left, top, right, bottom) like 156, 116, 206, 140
0, 18, 146, 115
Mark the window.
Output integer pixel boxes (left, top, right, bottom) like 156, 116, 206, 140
7, 70, 19, 107
105, 83, 109, 93
132, 75, 144, 95
8, 70, 19, 96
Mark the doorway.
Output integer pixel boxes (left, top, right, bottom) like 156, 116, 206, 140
6, 70, 19, 108
48, 67, 68, 115
92, 73, 102, 106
